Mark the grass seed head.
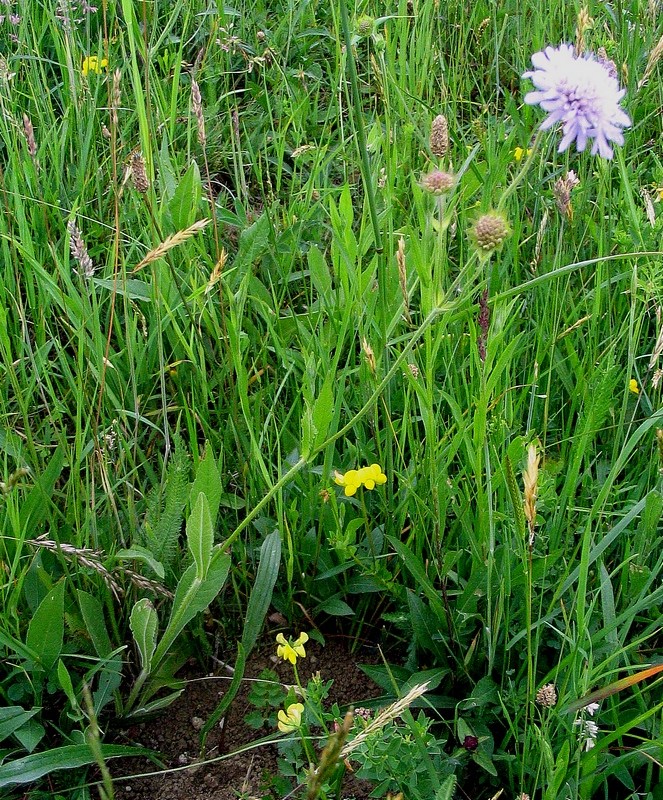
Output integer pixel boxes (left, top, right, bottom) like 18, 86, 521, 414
130, 152, 150, 193
430, 113, 449, 158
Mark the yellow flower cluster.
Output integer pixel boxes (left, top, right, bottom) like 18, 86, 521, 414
82, 56, 108, 76
276, 632, 308, 665
277, 702, 304, 732
514, 146, 533, 162
334, 463, 387, 496
629, 378, 639, 394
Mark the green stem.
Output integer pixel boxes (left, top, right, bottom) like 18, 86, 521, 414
220, 299, 470, 554
338, 0, 382, 255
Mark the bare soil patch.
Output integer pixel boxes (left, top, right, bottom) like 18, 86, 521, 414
110, 638, 381, 800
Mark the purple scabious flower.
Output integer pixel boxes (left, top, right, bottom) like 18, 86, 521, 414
523, 43, 631, 159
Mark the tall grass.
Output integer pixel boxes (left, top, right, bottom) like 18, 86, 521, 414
0, 0, 662, 797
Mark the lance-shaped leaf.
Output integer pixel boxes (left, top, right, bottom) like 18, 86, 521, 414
130, 598, 159, 674
565, 662, 663, 714
187, 492, 214, 581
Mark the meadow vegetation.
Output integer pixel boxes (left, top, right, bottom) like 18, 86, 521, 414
0, 0, 662, 797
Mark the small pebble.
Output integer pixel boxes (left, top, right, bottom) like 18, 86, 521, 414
191, 716, 204, 731
177, 753, 188, 765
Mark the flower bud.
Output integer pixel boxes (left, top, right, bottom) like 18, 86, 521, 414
471, 212, 510, 254
421, 169, 455, 196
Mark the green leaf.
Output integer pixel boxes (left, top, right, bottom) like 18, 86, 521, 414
92, 278, 152, 302
190, 444, 222, 524
312, 375, 334, 450
18, 446, 65, 534
13, 719, 45, 753
200, 643, 246, 745
187, 493, 214, 581
435, 775, 457, 800
407, 591, 445, 660
472, 748, 498, 776
307, 246, 332, 304
168, 162, 201, 229
0, 708, 40, 744
133, 689, 185, 716
26, 581, 65, 671
114, 547, 165, 580
0, 744, 155, 787
241, 531, 281, 651
57, 660, 80, 714
544, 740, 569, 800
236, 212, 271, 271
77, 590, 113, 657
152, 548, 231, 669
129, 599, 159, 674
316, 596, 354, 616
93, 651, 124, 717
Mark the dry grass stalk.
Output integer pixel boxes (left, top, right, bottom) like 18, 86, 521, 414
341, 682, 430, 759
191, 78, 206, 146
362, 338, 376, 374
638, 34, 663, 88
0, 467, 31, 495
523, 443, 540, 546
67, 219, 94, 278
205, 248, 228, 294
307, 710, 354, 800
575, 7, 593, 55
27, 535, 122, 601
22, 114, 36, 158
27, 535, 172, 600
111, 69, 121, 127
133, 218, 211, 272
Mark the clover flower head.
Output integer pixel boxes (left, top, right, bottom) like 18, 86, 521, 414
334, 463, 387, 496
82, 55, 108, 76
277, 702, 305, 732
523, 44, 631, 159
276, 632, 308, 664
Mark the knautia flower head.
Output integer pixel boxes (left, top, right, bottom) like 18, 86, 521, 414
276, 632, 308, 665
523, 43, 631, 159
355, 14, 374, 37
470, 212, 510, 255
334, 464, 387, 496
277, 702, 304, 732
421, 169, 455, 196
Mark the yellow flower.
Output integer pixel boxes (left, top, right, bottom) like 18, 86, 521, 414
82, 56, 108, 77
629, 378, 639, 394
334, 463, 387, 496
514, 146, 533, 162
277, 702, 304, 733
276, 632, 308, 664
656, 187, 663, 202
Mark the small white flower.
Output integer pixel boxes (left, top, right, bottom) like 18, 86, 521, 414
573, 716, 599, 751
585, 702, 600, 716
523, 43, 631, 159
